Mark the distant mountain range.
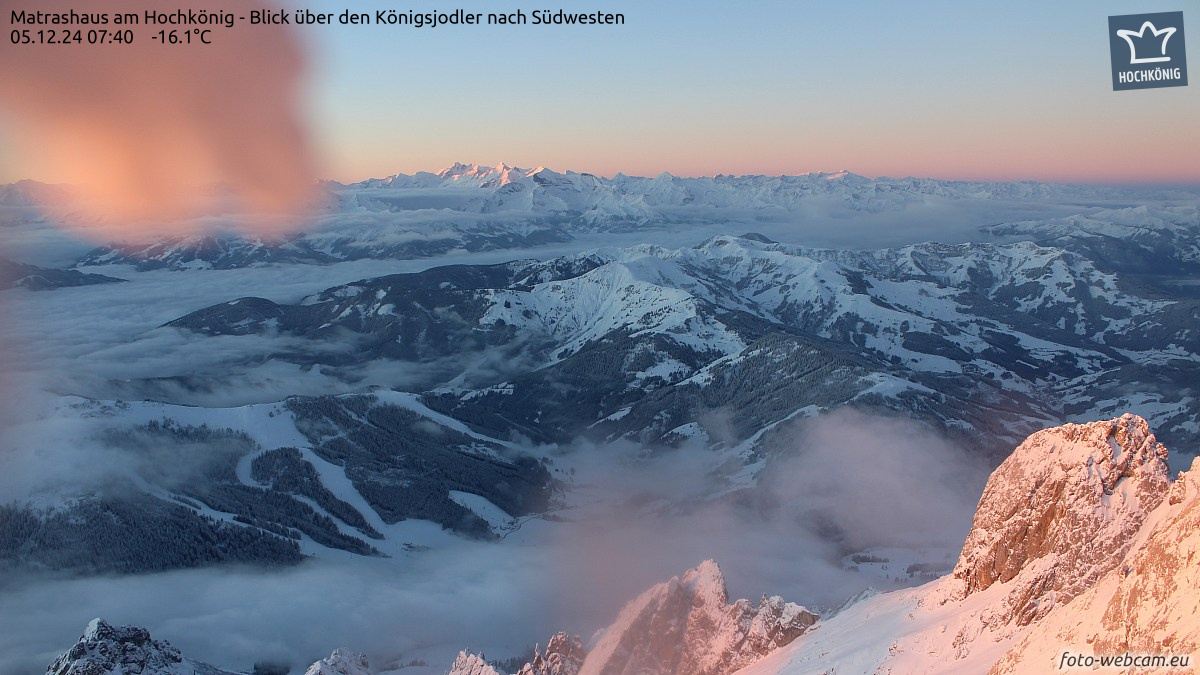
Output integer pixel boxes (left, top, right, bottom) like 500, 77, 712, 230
1, 164, 1192, 270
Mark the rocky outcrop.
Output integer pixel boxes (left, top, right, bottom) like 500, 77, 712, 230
1094, 456, 1200, 656
952, 414, 1171, 626
304, 649, 371, 675
730, 415, 1197, 674
45, 619, 234, 675
445, 633, 583, 675
990, 455, 1200, 673
518, 633, 586, 675
578, 560, 817, 675
447, 651, 502, 675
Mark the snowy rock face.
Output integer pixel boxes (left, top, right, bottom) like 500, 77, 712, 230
578, 560, 817, 675
45, 618, 231, 675
991, 456, 1200, 673
1096, 456, 1200, 655
448, 651, 502, 675
732, 416, 1197, 674
445, 633, 584, 675
518, 633, 586, 675
952, 414, 1171, 626
303, 649, 371, 675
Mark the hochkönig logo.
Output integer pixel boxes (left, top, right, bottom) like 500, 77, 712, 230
1109, 11, 1188, 90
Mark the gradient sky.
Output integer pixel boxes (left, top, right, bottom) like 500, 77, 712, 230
5, 0, 1200, 184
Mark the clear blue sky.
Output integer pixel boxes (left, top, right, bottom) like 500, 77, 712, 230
2, 0, 1197, 184
289, 0, 1198, 182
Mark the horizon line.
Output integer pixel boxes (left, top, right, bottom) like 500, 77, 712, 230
4, 167, 1200, 191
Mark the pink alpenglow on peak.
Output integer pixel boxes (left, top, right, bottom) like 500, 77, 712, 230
578, 560, 817, 675
952, 413, 1171, 627
448, 651, 503, 675
518, 633, 586, 675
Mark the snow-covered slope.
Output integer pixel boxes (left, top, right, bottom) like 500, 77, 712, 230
3, 394, 554, 575
734, 414, 1194, 675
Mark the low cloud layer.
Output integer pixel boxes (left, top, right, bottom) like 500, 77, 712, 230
0, 404, 992, 674
0, 550, 562, 675
544, 409, 990, 633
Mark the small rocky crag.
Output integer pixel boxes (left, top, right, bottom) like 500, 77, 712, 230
45, 618, 234, 675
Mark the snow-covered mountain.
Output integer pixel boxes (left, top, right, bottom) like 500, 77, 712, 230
0, 257, 124, 291
73, 225, 571, 271
448, 652, 504, 675
992, 459, 1200, 673
164, 234, 1200, 455
986, 204, 1200, 276
9, 165, 1183, 270
951, 414, 1170, 628
576, 560, 816, 675
446, 561, 816, 675
1, 394, 556, 573
6, 165, 1199, 674
346, 163, 1173, 222
450, 634, 585, 675
304, 650, 373, 675
9, 229, 1198, 577
517, 634, 586, 675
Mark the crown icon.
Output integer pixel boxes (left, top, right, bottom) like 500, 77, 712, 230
1117, 21, 1176, 64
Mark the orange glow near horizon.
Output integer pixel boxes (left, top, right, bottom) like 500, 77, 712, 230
305, 71, 1200, 186
317, 107, 1200, 186
3, 0, 1199, 197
